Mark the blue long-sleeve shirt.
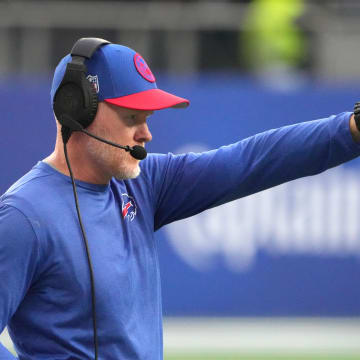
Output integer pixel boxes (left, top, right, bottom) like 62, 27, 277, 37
1, 112, 359, 359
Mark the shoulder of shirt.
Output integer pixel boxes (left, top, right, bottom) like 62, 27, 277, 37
0, 164, 57, 212
0, 202, 38, 237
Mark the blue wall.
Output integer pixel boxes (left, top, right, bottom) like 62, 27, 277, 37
1, 74, 360, 317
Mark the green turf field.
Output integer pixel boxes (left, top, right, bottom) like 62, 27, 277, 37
165, 354, 360, 360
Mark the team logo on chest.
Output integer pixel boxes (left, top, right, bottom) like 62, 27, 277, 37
121, 193, 137, 221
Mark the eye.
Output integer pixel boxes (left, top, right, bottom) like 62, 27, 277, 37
124, 112, 152, 125
124, 114, 138, 125
126, 114, 137, 121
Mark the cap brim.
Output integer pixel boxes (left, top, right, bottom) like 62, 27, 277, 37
104, 89, 189, 110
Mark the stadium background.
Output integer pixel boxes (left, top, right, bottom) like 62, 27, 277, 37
0, 0, 360, 359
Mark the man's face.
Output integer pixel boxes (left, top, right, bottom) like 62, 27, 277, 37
84, 102, 153, 180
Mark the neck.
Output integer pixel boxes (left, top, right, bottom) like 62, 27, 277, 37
44, 133, 111, 185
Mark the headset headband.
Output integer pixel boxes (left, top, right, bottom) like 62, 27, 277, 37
71, 38, 111, 59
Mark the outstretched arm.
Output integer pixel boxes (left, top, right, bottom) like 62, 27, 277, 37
143, 112, 360, 229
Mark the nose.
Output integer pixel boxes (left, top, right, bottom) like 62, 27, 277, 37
135, 123, 152, 144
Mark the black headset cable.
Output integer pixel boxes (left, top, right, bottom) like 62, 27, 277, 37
62, 126, 99, 360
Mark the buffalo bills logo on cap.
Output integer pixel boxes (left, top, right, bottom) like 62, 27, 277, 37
134, 53, 156, 83
121, 193, 137, 221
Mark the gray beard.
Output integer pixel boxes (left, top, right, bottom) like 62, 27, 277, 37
85, 136, 141, 181
114, 165, 141, 180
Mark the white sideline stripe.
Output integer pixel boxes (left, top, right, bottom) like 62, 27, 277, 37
1, 318, 360, 355
163, 318, 360, 354
0, 328, 15, 355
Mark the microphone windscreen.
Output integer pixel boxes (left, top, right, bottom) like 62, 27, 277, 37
130, 145, 147, 160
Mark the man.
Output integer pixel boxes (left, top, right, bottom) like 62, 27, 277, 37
1, 39, 360, 360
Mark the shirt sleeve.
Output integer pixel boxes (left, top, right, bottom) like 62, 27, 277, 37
0, 203, 40, 355
145, 112, 360, 230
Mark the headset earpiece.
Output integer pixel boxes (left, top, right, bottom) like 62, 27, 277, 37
53, 38, 110, 131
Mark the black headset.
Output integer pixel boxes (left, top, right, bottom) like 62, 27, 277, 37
52, 38, 147, 360
53, 38, 112, 360
53, 37, 110, 132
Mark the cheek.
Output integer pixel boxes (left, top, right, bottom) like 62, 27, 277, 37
111, 144, 132, 163
86, 138, 107, 160
115, 129, 134, 145
89, 119, 135, 156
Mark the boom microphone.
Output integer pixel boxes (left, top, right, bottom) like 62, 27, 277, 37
59, 115, 147, 160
